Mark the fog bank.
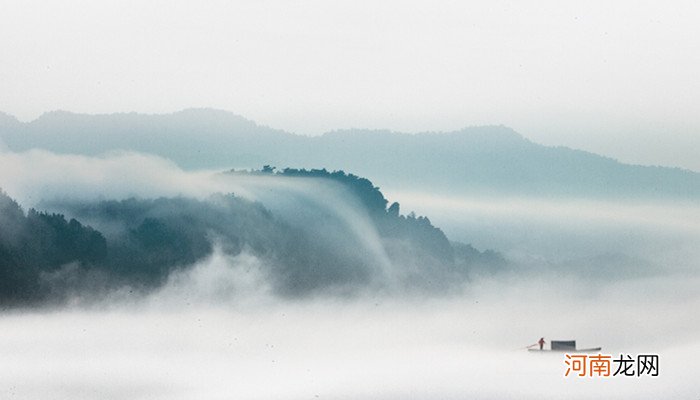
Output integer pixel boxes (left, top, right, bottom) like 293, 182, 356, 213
1, 149, 698, 399
1, 269, 698, 400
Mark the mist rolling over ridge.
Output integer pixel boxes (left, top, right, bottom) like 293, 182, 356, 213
0, 166, 507, 306
0, 114, 698, 399
4, 0, 700, 397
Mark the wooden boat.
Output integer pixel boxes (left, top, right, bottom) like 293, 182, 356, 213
528, 340, 601, 353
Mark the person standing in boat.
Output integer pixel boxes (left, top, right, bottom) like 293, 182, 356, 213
538, 337, 546, 350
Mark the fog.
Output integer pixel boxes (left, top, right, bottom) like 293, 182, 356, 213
0, 149, 449, 297
0, 150, 225, 205
1, 149, 698, 398
1, 270, 698, 399
387, 190, 700, 275
3, 0, 698, 395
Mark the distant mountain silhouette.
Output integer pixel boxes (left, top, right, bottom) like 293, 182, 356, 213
0, 111, 20, 127
0, 109, 294, 168
1, 108, 699, 198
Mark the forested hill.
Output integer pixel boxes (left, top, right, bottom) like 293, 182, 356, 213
0, 169, 504, 306
0, 191, 107, 303
1, 109, 699, 199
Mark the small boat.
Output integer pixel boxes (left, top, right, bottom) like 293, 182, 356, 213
528, 340, 601, 353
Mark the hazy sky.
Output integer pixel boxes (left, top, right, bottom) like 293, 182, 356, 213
1, 0, 699, 170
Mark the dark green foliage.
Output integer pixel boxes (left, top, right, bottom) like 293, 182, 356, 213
0, 190, 107, 304
65, 193, 376, 295
232, 168, 448, 254
66, 195, 270, 286
25, 210, 107, 268
0, 168, 506, 305
277, 168, 389, 214
229, 167, 498, 288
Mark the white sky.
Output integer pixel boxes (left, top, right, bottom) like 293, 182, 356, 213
1, 0, 699, 170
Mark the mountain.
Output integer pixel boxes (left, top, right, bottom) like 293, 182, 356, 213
0, 169, 504, 305
302, 127, 700, 198
1, 108, 699, 199
0, 109, 296, 168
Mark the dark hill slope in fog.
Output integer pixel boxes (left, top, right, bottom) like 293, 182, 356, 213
0, 169, 503, 306
1, 109, 699, 198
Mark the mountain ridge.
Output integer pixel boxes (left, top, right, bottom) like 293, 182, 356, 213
1, 108, 698, 199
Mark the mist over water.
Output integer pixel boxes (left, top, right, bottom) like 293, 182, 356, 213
1, 272, 698, 399
0, 150, 698, 399
3, 0, 699, 394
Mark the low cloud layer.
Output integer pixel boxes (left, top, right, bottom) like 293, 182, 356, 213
1, 148, 698, 399
0, 149, 224, 205
1, 271, 698, 400
387, 190, 700, 277
1, 150, 505, 303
